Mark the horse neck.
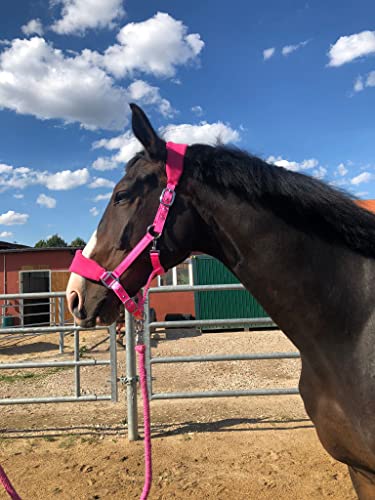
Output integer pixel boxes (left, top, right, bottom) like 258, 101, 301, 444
188, 183, 374, 352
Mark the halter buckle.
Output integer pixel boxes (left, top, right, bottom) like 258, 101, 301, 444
100, 271, 119, 289
160, 187, 176, 207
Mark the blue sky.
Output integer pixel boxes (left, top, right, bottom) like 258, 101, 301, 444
0, 0, 374, 246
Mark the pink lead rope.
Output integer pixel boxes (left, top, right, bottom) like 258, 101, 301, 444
135, 345, 152, 500
0, 466, 21, 500
69, 142, 188, 500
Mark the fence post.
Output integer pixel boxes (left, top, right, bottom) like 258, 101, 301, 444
74, 329, 80, 398
143, 294, 152, 400
125, 310, 138, 441
109, 323, 118, 402
58, 297, 65, 354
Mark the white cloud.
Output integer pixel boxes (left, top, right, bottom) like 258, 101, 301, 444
13, 193, 24, 199
127, 80, 175, 117
94, 121, 241, 164
282, 40, 309, 56
51, 0, 125, 35
1, 14, 204, 129
88, 177, 115, 189
263, 47, 275, 60
368, 71, 375, 86
162, 122, 240, 147
328, 30, 375, 67
98, 12, 204, 78
355, 191, 369, 198
91, 156, 120, 171
0, 163, 89, 191
191, 105, 204, 116
93, 131, 140, 164
94, 192, 112, 202
0, 37, 128, 130
90, 206, 99, 216
330, 178, 349, 187
351, 172, 373, 185
312, 166, 327, 180
42, 168, 89, 190
0, 210, 29, 225
0, 164, 13, 173
267, 156, 318, 172
353, 71, 375, 92
37, 193, 57, 208
354, 76, 364, 92
0, 231, 13, 238
336, 163, 348, 176
21, 19, 44, 36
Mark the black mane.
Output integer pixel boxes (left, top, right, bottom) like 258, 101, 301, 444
186, 144, 375, 258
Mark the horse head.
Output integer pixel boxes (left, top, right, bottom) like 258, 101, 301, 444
66, 104, 202, 327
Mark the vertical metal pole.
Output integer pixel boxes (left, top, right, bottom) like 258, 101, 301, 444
109, 323, 118, 402
58, 297, 65, 354
143, 294, 152, 400
20, 298, 24, 327
51, 297, 55, 325
125, 310, 138, 441
74, 328, 80, 398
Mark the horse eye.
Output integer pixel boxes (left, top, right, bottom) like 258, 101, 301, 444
114, 190, 130, 205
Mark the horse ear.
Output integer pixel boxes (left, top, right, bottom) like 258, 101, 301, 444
130, 103, 166, 160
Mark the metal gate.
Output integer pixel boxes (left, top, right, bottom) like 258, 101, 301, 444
125, 282, 300, 440
0, 291, 118, 405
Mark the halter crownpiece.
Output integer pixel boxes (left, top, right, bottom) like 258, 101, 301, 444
69, 142, 188, 317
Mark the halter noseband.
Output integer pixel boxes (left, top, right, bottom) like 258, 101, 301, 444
69, 142, 188, 318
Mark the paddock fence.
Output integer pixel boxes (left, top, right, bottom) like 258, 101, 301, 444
125, 283, 301, 441
1, 287, 301, 442
0, 291, 118, 406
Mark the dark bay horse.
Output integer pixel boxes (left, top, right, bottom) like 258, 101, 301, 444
67, 103, 375, 498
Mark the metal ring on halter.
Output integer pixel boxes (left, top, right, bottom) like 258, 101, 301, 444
147, 224, 161, 239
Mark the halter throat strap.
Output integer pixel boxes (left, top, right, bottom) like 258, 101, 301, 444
69, 142, 187, 316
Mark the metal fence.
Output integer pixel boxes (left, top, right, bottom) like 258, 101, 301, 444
0, 292, 118, 405
1, 292, 69, 328
126, 283, 300, 440
0, 292, 70, 353
0, 287, 301, 441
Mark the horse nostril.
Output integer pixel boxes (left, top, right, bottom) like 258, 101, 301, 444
67, 291, 86, 319
70, 291, 79, 312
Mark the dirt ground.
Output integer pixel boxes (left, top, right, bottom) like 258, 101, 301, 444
0, 327, 356, 499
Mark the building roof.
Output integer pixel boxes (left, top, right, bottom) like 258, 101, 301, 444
356, 200, 375, 213
0, 241, 30, 250
0, 246, 83, 254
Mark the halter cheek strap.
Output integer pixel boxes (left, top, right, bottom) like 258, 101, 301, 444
69, 142, 188, 317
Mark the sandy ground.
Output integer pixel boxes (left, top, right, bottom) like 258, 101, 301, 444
0, 327, 356, 499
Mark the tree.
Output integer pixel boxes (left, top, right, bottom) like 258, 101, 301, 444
34, 239, 48, 248
45, 234, 68, 247
70, 237, 86, 247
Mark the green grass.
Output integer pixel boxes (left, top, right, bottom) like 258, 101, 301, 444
42, 436, 57, 442
58, 436, 77, 449
0, 367, 69, 384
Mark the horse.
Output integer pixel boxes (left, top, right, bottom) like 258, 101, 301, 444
67, 103, 375, 499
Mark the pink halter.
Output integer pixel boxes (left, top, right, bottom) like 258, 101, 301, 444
69, 142, 188, 318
